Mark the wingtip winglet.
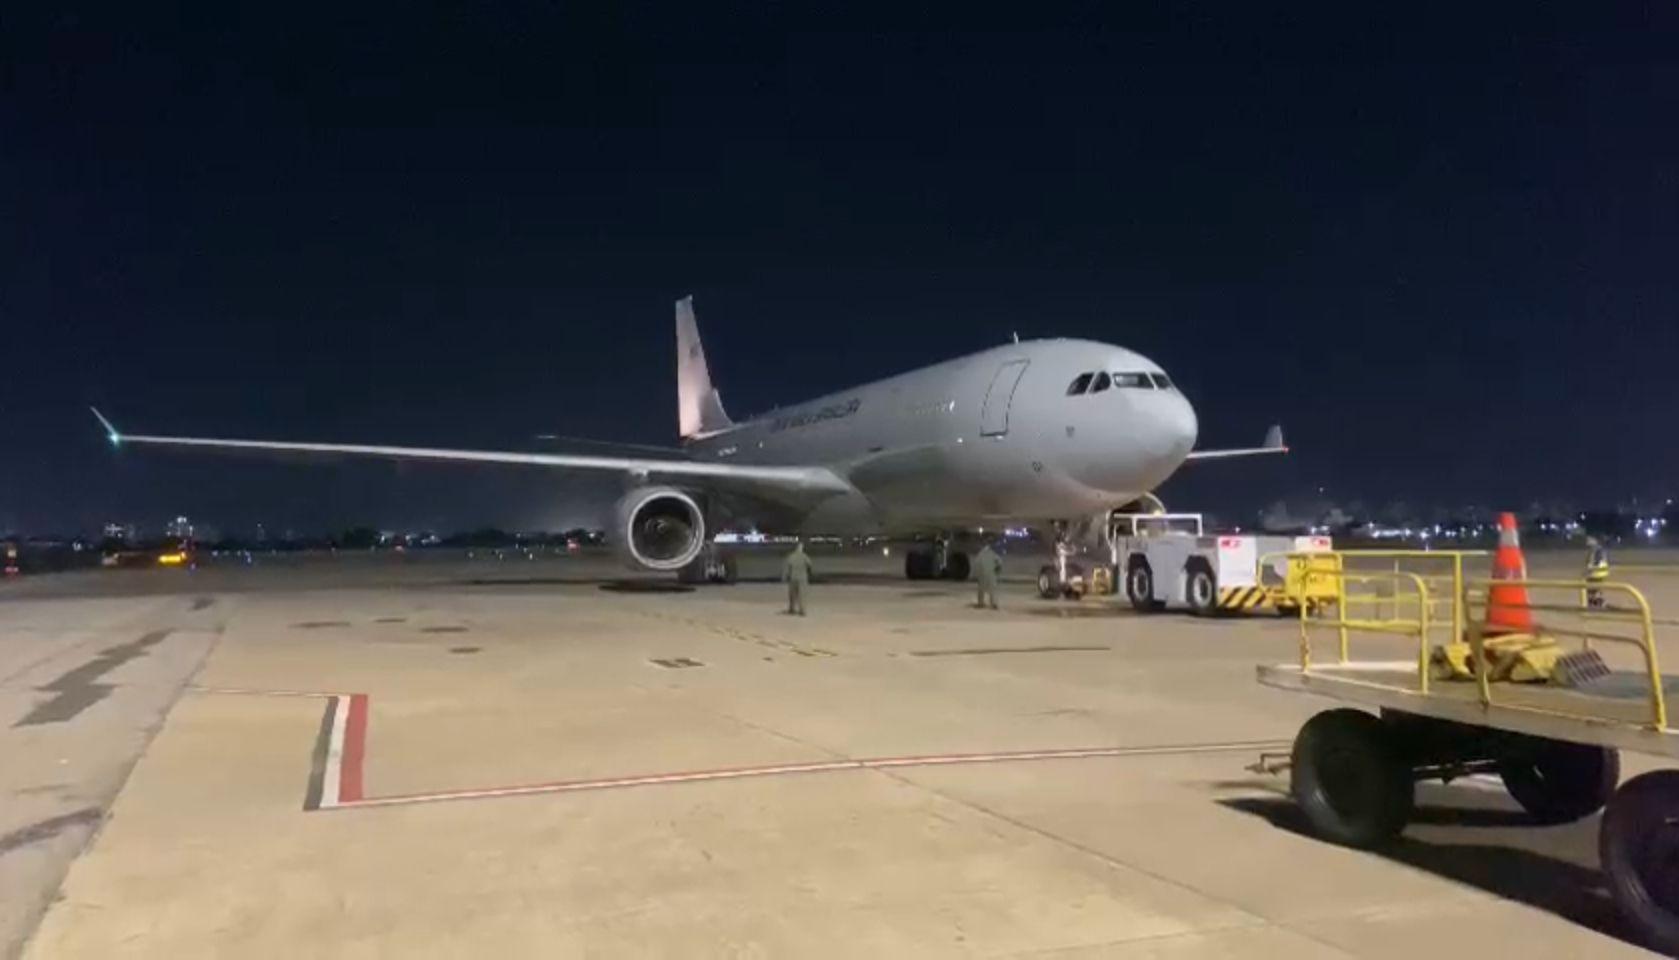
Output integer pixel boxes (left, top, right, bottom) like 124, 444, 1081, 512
89, 406, 121, 445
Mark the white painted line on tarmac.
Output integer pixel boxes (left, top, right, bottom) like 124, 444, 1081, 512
317, 696, 352, 809
328, 739, 1294, 812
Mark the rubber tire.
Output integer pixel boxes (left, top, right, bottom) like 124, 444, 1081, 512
1061, 562, 1085, 598
1601, 770, 1679, 956
944, 551, 971, 582
676, 557, 706, 585
719, 553, 739, 585
1290, 709, 1414, 849
905, 550, 931, 581
1037, 565, 1059, 599
1499, 738, 1619, 824
1126, 560, 1160, 613
1184, 559, 1218, 617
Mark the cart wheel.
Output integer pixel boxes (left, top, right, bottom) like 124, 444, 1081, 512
1498, 738, 1619, 824
1601, 770, 1679, 955
1291, 709, 1414, 849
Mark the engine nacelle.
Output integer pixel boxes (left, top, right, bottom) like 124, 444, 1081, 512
613, 487, 706, 572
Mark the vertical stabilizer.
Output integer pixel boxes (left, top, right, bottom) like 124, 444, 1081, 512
676, 296, 734, 439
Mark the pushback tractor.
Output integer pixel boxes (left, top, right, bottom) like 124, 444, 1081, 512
1040, 511, 1337, 616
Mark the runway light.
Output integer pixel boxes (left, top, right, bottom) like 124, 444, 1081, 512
882, 547, 890, 557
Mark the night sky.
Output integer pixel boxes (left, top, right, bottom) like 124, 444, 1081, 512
3, 6, 1675, 536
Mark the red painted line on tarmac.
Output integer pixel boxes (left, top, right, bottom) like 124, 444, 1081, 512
338, 694, 369, 804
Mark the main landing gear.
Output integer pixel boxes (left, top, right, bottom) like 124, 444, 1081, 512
905, 539, 970, 581
677, 543, 738, 584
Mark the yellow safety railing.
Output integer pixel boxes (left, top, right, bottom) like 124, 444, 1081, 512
1261, 549, 1482, 647
1290, 568, 1433, 691
1462, 579, 1665, 729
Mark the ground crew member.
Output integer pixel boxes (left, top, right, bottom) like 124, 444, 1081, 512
782, 541, 813, 616
1584, 536, 1610, 610
973, 542, 1003, 610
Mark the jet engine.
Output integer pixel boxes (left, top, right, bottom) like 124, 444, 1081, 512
613, 487, 706, 571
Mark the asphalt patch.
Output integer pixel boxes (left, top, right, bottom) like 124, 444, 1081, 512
0, 808, 103, 858
1024, 605, 1127, 619
908, 645, 1111, 657
420, 626, 469, 634
600, 581, 695, 594
292, 620, 351, 629
15, 630, 172, 727
448, 646, 481, 655
650, 657, 705, 669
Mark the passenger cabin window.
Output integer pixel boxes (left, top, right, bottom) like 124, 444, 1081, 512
1066, 373, 1094, 395
1089, 372, 1111, 393
1111, 372, 1152, 389
1150, 373, 1173, 390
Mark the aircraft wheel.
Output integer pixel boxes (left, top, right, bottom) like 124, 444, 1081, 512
718, 553, 739, 585
1185, 559, 1218, 616
944, 551, 970, 582
1499, 737, 1619, 824
1036, 565, 1059, 599
1290, 709, 1414, 849
1125, 559, 1162, 612
677, 557, 706, 585
1061, 562, 1084, 598
1602, 770, 1679, 956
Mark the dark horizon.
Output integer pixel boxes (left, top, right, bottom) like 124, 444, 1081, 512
5, 7, 1676, 534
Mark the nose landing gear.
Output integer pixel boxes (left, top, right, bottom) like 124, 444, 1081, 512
1036, 520, 1088, 599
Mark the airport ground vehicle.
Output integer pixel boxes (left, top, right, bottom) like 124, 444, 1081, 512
1038, 512, 1335, 616
1254, 556, 1679, 954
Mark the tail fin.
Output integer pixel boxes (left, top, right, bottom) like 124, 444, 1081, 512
676, 296, 734, 439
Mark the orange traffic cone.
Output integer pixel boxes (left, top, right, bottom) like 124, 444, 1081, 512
1484, 512, 1534, 635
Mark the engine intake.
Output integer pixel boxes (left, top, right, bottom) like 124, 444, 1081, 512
614, 487, 706, 571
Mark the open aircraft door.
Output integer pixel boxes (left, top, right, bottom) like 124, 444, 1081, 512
980, 359, 1029, 437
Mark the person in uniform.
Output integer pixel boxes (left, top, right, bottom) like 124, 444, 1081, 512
783, 541, 813, 616
973, 541, 1003, 610
1584, 536, 1610, 610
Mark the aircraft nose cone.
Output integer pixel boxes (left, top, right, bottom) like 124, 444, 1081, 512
1168, 394, 1198, 460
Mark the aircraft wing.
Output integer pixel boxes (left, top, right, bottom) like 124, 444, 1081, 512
1183, 424, 1288, 462
89, 408, 851, 501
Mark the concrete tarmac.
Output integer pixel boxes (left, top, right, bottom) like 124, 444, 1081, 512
3, 547, 1676, 957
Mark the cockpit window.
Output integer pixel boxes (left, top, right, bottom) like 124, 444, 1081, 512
1149, 373, 1173, 390
1089, 371, 1111, 393
1111, 372, 1152, 389
1066, 373, 1094, 395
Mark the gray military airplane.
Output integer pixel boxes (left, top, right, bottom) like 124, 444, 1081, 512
91, 297, 1282, 584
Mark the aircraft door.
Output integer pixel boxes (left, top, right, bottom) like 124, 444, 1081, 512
980, 359, 1029, 437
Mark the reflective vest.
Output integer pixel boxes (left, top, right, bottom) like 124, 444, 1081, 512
1585, 546, 1610, 583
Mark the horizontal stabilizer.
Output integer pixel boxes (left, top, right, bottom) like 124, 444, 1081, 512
1184, 424, 1288, 462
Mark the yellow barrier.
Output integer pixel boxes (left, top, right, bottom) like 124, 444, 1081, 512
1262, 549, 1483, 646
1290, 568, 1433, 691
1463, 579, 1665, 729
